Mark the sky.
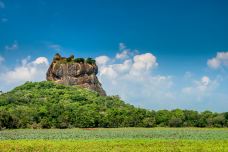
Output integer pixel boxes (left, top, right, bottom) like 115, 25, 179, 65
0, 0, 228, 112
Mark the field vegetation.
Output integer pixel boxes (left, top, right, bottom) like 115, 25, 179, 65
0, 128, 227, 152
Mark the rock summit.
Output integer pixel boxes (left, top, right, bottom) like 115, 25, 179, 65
46, 53, 106, 96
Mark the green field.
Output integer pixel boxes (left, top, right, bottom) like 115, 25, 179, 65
0, 128, 228, 152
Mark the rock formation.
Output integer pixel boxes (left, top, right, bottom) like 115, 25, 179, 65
46, 53, 106, 96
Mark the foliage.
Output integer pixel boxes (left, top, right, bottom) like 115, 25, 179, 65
74, 58, 85, 63
66, 55, 74, 62
86, 58, 96, 64
168, 117, 183, 127
0, 81, 227, 129
56, 56, 95, 65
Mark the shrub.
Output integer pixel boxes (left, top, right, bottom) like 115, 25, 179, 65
74, 58, 85, 63
169, 117, 183, 127
66, 55, 74, 62
142, 117, 156, 127
54, 53, 61, 60
86, 58, 96, 64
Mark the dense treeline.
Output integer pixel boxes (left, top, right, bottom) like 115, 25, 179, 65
0, 81, 227, 129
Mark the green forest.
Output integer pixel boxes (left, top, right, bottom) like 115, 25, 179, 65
0, 81, 227, 129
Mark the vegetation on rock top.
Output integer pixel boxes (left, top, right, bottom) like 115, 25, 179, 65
53, 53, 96, 65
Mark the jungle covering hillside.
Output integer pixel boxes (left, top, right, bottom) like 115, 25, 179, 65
0, 81, 227, 129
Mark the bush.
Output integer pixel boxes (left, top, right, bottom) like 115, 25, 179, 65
169, 117, 182, 127
212, 115, 226, 127
142, 117, 156, 127
66, 55, 75, 62
86, 58, 96, 64
74, 58, 85, 63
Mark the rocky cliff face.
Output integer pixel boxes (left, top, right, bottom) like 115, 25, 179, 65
46, 53, 106, 96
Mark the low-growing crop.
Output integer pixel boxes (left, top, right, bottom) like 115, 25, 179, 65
0, 128, 227, 152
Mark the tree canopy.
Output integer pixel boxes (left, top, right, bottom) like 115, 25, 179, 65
0, 81, 227, 129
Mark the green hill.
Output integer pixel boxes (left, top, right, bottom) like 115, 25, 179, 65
0, 81, 155, 129
0, 81, 227, 129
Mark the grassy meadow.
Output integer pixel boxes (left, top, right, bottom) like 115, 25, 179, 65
0, 128, 228, 152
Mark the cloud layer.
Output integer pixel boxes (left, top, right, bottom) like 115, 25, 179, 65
207, 52, 228, 69
94, 44, 227, 111
5, 41, 19, 51
96, 44, 173, 108
0, 56, 49, 91
182, 76, 218, 100
0, 55, 4, 64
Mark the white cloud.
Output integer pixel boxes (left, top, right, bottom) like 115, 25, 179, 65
207, 52, 228, 69
208, 58, 220, 69
0, 1, 5, 9
48, 44, 62, 52
95, 44, 228, 111
119, 43, 126, 50
5, 41, 18, 51
0, 56, 49, 92
33, 57, 49, 65
96, 45, 173, 108
116, 50, 129, 59
100, 66, 118, 79
115, 43, 138, 60
0, 55, 4, 64
130, 53, 158, 75
99, 59, 133, 80
182, 76, 218, 100
95, 56, 110, 66
201, 76, 210, 86
98, 53, 158, 79
112, 59, 132, 74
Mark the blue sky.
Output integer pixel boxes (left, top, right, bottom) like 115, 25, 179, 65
0, 0, 228, 112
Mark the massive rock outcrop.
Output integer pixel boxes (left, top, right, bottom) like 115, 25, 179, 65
46, 53, 106, 96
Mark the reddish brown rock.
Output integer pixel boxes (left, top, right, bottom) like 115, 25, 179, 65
46, 53, 106, 96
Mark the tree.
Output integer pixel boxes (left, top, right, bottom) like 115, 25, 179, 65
183, 110, 199, 127
171, 109, 184, 119
197, 111, 214, 127
169, 117, 183, 127
155, 110, 171, 126
212, 115, 226, 127
142, 117, 156, 127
